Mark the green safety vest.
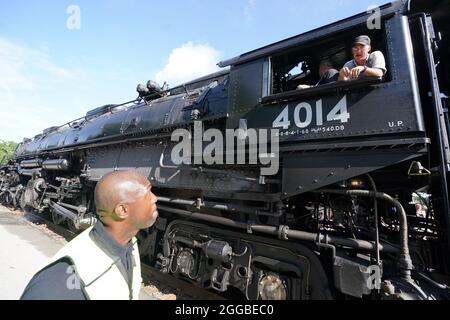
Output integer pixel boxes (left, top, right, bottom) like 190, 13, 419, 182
39, 226, 142, 300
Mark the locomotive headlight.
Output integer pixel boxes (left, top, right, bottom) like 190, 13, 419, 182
176, 249, 195, 277
258, 273, 287, 300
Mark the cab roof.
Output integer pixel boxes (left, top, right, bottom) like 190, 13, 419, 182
218, 1, 404, 68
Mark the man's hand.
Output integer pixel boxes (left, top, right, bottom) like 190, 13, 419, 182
339, 66, 367, 81
339, 67, 351, 81
350, 66, 366, 79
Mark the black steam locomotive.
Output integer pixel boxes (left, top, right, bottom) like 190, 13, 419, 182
1, 0, 450, 299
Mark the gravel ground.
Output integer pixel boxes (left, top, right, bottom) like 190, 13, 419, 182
141, 284, 177, 300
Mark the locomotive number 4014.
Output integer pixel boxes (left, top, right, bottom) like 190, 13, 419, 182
272, 96, 350, 130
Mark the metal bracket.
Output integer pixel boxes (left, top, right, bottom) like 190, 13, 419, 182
210, 266, 231, 292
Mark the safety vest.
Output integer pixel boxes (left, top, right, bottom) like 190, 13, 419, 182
39, 226, 142, 300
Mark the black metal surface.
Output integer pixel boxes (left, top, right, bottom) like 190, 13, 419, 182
282, 144, 427, 197
418, 14, 450, 248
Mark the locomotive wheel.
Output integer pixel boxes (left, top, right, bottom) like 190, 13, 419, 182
12, 191, 20, 210
19, 190, 28, 211
2, 192, 12, 206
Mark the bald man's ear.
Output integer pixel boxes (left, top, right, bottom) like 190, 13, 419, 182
114, 204, 129, 220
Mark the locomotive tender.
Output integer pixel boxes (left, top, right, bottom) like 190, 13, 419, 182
1, 0, 450, 299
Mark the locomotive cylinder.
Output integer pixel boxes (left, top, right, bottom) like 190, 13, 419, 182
19, 169, 41, 177
20, 159, 42, 168
42, 159, 70, 171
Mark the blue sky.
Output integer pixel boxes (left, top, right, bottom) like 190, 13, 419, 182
0, 0, 387, 142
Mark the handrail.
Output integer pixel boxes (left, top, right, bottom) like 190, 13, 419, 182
262, 77, 383, 105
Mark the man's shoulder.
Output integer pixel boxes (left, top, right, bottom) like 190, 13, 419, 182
319, 69, 339, 85
343, 60, 354, 69
324, 68, 339, 76
370, 50, 385, 58
368, 51, 387, 73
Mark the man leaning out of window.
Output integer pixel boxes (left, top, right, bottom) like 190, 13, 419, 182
338, 35, 387, 81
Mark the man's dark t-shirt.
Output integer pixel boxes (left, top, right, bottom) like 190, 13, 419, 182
316, 69, 339, 86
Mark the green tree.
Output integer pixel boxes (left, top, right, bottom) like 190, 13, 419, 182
0, 140, 18, 165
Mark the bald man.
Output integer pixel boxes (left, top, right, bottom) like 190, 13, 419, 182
21, 171, 158, 300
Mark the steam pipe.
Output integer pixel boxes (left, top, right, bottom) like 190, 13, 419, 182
157, 204, 398, 253
366, 174, 381, 268
157, 196, 280, 217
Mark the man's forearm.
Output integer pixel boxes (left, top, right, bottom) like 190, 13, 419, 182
363, 67, 384, 77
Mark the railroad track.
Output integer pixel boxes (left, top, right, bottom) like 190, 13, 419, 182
14, 207, 225, 300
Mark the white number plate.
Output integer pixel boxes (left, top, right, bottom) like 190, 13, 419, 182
272, 96, 349, 130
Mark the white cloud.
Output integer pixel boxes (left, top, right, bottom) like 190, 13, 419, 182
154, 42, 221, 87
0, 37, 83, 142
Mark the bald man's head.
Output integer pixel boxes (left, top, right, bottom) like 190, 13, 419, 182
94, 171, 158, 229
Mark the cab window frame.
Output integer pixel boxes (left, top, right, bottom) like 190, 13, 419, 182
262, 23, 390, 104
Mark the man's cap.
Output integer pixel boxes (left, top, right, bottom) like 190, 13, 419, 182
353, 35, 371, 46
